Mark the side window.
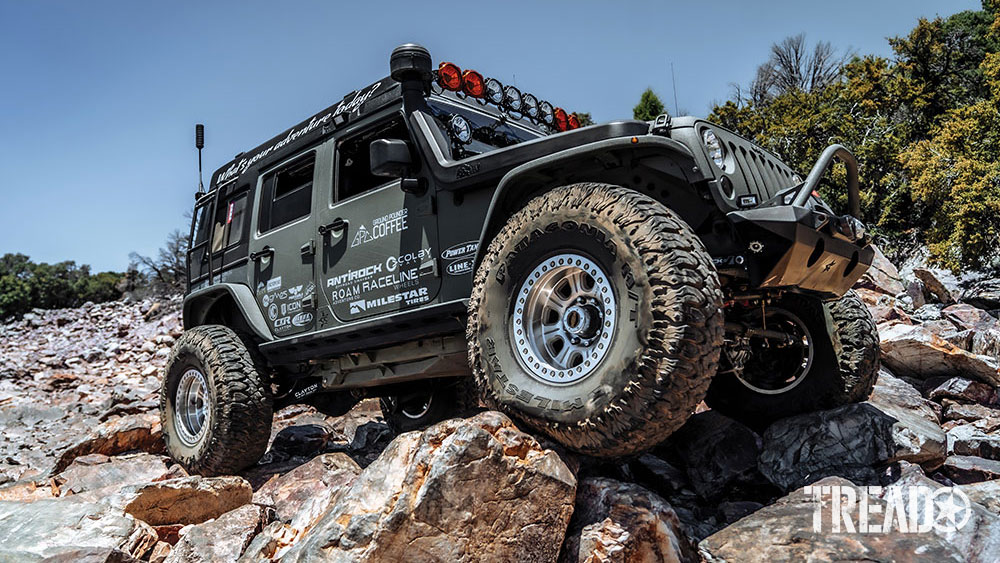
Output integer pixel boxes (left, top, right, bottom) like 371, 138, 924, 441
337, 119, 410, 201
259, 153, 315, 232
191, 202, 212, 249
211, 191, 249, 252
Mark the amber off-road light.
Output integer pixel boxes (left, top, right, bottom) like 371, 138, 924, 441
437, 62, 463, 91
568, 113, 581, 130
554, 107, 568, 131
461, 70, 485, 98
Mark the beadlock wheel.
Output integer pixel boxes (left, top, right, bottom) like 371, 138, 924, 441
512, 253, 617, 385
175, 368, 210, 446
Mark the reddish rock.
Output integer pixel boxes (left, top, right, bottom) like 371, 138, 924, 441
559, 478, 697, 563
943, 304, 997, 332
253, 452, 360, 533
100, 475, 253, 526
927, 377, 998, 406
942, 400, 1000, 423
914, 267, 957, 305
56, 453, 174, 497
941, 455, 1000, 484
880, 324, 1000, 386
52, 413, 165, 474
163, 503, 273, 562
855, 246, 905, 296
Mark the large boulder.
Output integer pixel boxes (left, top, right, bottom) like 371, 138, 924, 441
913, 267, 958, 305
56, 453, 177, 497
927, 377, 998, 406
559, 478, 697, 563
281, 411, 577, 562
164, 503, 273, 563
759, 401, 945, 491
0, 498, 157, 560
700, 468, 1000, 562
666, 410, 763, 499
52, 413, 165, 474
855, 245, 905, 296
942, 304, 997, 332
879, 324, 1000, 386
946, 425, 1000, 460
98, 475, 253, 526
252, 452, 361, 532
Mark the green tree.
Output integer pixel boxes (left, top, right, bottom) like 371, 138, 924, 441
633, 88, 666, 121
573, 112, 594, 126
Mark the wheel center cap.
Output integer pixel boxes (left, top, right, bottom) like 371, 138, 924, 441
563, 303, 600, 338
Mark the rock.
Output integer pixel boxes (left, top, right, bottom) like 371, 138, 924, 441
942, 400, 1000, 423
959, 480, 1000, 515
856, 245, 905, 296
149, 541, 172, 563
239, 521, 299, 561
905, 279, 927, 310
163, 504, 273, 563
927, 377, 998, 406
971, 326, 1000, 359
0, 498, 157, 560
868, 369, 940, 424
559, 478, 697, 563
715, 501, 763, 524
962, 278, 1000, 312
946, 425, 1000, 460
0, 476, 60, 502
53, 413, 165, 474
267, 423, 334, 460
941, 455, 1000, 484
281, 411, 577, 562
628, 454, 688, 497
667, 410, 763, 499
700, 470, 1000, 562
759, 402, 945, 491
100, 475, 253, 526
943, 304, 997, 332
914, 267, 958, 305
879, 323, 1000, 386
56, 453, 175, 497
253, 452, 360, 532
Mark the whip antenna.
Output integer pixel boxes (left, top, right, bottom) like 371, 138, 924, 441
195, 124, 205, 193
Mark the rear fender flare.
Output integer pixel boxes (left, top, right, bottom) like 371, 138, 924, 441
182, 283, 272, 342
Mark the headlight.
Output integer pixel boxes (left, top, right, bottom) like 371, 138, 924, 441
485, 78, 504, 105
522, 93, 539, 118
702, 129, 725, 170
449, 115, 471, 143
504, 85, 522, 112
539, 101, 554, 125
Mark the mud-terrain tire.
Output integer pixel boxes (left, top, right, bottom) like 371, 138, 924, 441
467, 183, 724, 458
380, 377, 480, 433
705, 290, 879, 424
160, 325, 273, 475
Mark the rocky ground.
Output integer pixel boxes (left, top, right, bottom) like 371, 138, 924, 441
1, 252, 999, 562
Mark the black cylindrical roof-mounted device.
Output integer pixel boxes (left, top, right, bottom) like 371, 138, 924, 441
195, 123, 205, 193
391, 43, 432, 115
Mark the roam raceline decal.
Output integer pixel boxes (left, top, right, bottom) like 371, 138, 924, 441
326, 245, 436, 320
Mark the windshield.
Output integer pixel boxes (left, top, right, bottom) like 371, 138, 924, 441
426, 97, 543, 160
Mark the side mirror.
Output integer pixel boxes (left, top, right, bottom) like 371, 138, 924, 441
370, 139, 412, 178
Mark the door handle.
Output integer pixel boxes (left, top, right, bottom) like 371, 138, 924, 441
318, 218, 348, 235
249, 246, 274, 261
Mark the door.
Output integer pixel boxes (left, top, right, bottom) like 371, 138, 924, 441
316, 118, 440, 327
249, 149, 325, 337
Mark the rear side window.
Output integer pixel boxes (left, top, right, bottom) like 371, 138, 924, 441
259, 153, 315, 232
191, 202, 212, 248
211, 191, 249, 252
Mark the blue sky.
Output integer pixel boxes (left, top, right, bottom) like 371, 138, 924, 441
0, 0, 979, 272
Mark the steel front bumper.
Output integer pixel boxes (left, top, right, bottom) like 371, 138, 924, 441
728, 205, 875, 297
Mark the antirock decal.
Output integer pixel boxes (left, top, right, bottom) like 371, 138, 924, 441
446, 258, 474, 276
441, 241, 478, 261
351, 209, 408, 247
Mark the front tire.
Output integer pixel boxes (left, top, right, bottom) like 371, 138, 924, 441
467, 183, 724, 458
705, 290, 879, 423
160, 325, 273, 475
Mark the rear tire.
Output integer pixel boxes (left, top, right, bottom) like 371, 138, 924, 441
467, 183, 724, 458
160, 325, 273, 476
705, 290, 879, 424
379, 377, 480, 433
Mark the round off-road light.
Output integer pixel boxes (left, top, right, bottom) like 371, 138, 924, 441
539, 101, 554, 125
504, 85, 523, 112
449, 114, 472, 143
554, 107, 568, 131
462, 70, 485, 98
522, 93, 539, 118
702, 128, 725, 170
485, 78, 504, 104
437, 62, 462, 91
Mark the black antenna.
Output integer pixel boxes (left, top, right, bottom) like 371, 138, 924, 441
670, 63, 679, 116
195, 124, 205, 193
